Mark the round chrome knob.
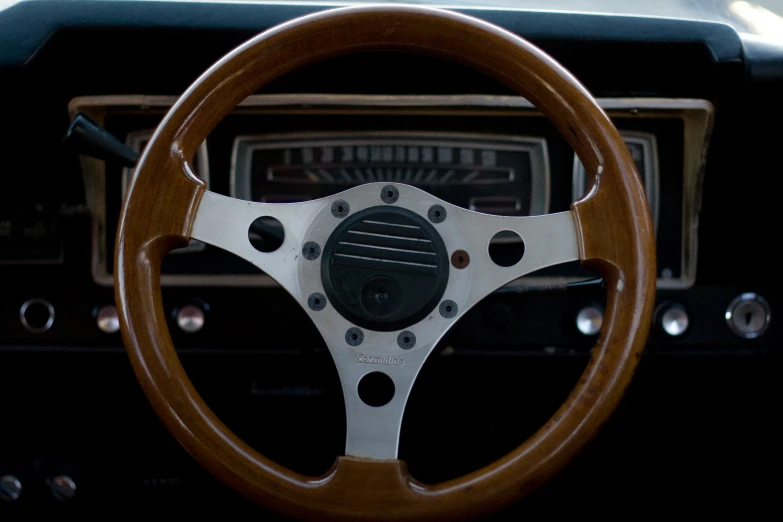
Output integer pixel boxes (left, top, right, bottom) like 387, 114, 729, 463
96, 305, 120, 334
0, 475, 22, 502
50, 475, 76, 501
177, 305, 205, 333
726, 293, 771, 339
659, 303, 689, 336
20, 298, 54, 334
576, 305, 603, 336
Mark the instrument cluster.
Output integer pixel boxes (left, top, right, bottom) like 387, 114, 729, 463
69, 94, 711, 290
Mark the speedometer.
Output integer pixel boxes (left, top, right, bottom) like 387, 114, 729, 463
231, 132, 549, 216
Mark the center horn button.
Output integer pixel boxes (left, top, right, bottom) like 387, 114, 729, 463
321, 206, 450, 332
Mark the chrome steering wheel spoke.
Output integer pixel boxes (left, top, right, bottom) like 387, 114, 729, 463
191, 183, 580, 460
191, 191, 321, 300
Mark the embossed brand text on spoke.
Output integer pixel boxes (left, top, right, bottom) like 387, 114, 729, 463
357, 354, 404, 366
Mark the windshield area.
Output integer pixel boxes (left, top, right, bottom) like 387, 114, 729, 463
6, 0, 783, 39
376, 0, 783, 37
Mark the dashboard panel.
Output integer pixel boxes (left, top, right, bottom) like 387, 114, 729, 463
2, 1, 781, 517
70, 94, 712, 289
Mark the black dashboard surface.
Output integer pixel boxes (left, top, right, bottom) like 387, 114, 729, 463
1, 1, 781, 519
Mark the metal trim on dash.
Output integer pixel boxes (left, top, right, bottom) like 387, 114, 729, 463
67, 94, 713, 289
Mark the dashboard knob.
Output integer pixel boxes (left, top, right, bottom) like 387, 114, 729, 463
726, 293, 771, 339
0, 475, 22, 502
49, 475, 76, 501
575, 305, 603, 336
96, 304, 120, 334
659, 303, 689, 336
176, 304, 205, 333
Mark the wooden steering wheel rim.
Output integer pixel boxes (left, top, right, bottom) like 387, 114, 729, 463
115, 6, 656, 521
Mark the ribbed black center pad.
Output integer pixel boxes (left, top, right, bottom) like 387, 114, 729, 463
321, 206, 449, 332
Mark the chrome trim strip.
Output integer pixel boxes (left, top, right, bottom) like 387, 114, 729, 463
68, 94, 714, 112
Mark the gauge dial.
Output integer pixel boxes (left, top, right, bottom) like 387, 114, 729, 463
231, 132, 549, 216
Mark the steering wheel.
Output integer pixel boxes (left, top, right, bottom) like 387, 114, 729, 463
115, 5, 655, 521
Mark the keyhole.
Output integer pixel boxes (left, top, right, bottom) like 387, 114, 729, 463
745, 312, 753, 326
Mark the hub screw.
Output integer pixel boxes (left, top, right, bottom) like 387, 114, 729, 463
346, 327, 364, 346
307, 293, 327, 311
439, 300, 458, 319
428, 205, 447, 223
451, 250, 470, 269
381, 185, 399, 204
331, 200, 350, 218
302, 241, 321, 260
397, 330, 416, 350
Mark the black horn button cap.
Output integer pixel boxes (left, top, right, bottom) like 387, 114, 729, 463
321, 206, 449, 332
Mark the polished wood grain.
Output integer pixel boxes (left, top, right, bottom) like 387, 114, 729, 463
115, 5, 655, 520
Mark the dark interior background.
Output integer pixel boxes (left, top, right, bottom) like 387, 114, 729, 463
0, 1, 781, 519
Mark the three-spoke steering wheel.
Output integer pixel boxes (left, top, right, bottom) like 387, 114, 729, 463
115, 6, 655, 521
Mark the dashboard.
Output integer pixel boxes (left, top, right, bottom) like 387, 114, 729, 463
0, 0, 781, 519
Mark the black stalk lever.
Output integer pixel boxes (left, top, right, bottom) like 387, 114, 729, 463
64, 113, 139, 168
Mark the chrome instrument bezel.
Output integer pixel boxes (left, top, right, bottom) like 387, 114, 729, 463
230, 131, 550, 217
